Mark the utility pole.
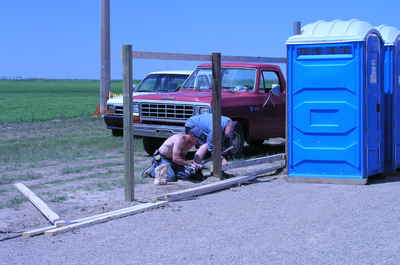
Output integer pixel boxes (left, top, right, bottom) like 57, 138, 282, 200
100, 0, 111, 114
293, 21, 301, 35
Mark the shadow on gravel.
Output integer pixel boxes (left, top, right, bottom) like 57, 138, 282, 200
243, 143, 284, 158
368, 173, 400, 185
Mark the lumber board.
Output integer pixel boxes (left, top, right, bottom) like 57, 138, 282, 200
222, 153, 284, 171
14, 183, 63, 225
44, 201, 167, 236
156, 163, 284, 202
22, 209, 124, 238
23, 202, 167, 238
132, 51, 287, 64
22, 225, 57, 238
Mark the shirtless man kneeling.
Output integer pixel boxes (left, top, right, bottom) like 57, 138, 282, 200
150, 129, 202, 184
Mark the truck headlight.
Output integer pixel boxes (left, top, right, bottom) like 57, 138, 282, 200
132, 103, 139, 115
106, 104, 116, 114
198, 106, 210, 114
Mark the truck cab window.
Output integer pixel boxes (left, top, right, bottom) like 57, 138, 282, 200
260, 71, 279, 93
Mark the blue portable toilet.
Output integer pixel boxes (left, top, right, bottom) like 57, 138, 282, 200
376, 25, 400, 173
286, 19, 384, 184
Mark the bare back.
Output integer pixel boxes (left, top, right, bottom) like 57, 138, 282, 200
158, 134, 194, 161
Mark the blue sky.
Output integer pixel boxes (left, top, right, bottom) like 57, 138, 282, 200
1, 0, 399, 79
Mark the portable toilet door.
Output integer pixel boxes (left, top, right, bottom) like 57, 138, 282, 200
365, 33, 384, 176
376, 25, 400, 172
286, 19, 384, 184
395, 34, 400, 170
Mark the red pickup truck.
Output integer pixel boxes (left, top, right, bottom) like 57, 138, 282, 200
132, 63, 286, 155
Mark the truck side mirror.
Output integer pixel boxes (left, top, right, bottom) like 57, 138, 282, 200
271, 84, 281, 96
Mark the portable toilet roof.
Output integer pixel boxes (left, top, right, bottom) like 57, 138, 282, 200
287, 19, 379, 44
376, 25, 400, 46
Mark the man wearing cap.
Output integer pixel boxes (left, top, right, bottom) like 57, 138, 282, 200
185, 113, 236, 164
150, 131, 202, 184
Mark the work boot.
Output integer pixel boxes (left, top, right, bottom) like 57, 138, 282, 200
154, 164, 168, 185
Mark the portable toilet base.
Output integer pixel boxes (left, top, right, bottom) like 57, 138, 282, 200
286, 19, 385, 184
285, 176, 367, 185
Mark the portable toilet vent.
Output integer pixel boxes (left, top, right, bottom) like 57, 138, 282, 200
286, 19, 384, 184
376, 25, 400, 173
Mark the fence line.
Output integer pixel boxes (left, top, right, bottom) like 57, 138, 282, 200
132, 51, 287, 64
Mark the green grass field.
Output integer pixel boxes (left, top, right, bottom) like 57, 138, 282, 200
0, 79, 142, 124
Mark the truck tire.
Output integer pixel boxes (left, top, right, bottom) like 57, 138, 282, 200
111, 129, 123, 137
229, 125, 244, 158
143, 137, 163, 156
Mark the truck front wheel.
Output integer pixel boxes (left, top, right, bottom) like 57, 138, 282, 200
142, 137, 164, 156
228, 125, 244, 158
111, 129, 123, 137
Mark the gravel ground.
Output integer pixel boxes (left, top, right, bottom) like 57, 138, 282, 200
2, 174, 400, 265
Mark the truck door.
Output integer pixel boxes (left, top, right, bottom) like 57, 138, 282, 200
257, 70, 285, 137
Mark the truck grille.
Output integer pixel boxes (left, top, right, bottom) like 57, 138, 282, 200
140, 103, 194, 121
114, 105, 123, 114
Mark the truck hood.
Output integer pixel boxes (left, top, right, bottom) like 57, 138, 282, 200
106, 92, 154, 105
133, 90, 242, 104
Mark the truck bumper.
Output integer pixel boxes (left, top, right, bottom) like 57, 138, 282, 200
104, 114, 123, 130
133, 123, 184, 138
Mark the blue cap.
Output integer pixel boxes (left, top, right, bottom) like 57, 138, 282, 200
188, 127, 207, 144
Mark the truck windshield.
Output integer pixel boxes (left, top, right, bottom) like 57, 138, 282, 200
135, 74, 189, 92
181, 68, 256, 92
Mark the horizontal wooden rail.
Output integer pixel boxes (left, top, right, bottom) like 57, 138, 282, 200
132, 51, 287, 64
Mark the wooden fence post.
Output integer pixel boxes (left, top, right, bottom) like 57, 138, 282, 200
123, 45, 134, 201
100, 0, 111, 114
211, 53, 222, 179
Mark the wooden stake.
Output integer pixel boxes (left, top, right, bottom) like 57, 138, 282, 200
123, 45, 135, 202
211, 53, 222, 179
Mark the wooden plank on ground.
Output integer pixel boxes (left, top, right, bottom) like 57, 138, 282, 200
222, 153, 285, 171
156, 162, 284, 202
44, 201, 167, 236
14, 183, 65, 227
23, 208, 129, 238
23, 206, 128, 238
132, 51, 287, 64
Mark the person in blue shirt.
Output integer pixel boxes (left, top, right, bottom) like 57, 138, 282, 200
185, 113, 236, 163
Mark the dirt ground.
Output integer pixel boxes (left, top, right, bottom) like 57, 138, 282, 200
0, 118, 284, 240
